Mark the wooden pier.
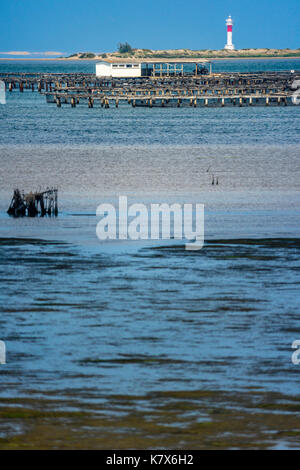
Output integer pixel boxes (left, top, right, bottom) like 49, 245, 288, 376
1, 70, 299, 108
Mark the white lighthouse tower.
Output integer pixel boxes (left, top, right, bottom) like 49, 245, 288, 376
224, 15, 235, 50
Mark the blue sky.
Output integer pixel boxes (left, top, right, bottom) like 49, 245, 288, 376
0, 0, 299, 54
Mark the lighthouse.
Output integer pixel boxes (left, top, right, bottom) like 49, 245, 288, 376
224, 15, 235, 50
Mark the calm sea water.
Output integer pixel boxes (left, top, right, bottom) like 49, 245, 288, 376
0, 60, 300, 417
0, 57, 299, 73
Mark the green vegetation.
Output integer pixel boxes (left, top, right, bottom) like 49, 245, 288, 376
78, 52, 95, 59
118, 42, 133, 54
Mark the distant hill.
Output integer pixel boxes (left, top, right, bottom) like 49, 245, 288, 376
65, 48, 300, 60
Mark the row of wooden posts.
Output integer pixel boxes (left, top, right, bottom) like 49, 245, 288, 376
2, 71, 298, 93
53, 94, 289, 108
6, 80, 292, 97
5, 79, 293, 93
2, 70, 298, 109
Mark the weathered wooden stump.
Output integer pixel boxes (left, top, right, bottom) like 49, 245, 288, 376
7, 189, 58, 217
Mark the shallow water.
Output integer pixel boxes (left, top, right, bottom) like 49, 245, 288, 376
0, 236, 300, 401
0, 60, 300, 448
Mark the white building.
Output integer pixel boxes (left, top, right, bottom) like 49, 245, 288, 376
96, 61, 142, 78
96, 60, 211, 78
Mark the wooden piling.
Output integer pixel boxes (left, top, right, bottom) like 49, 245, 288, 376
3, 69, 294, 110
